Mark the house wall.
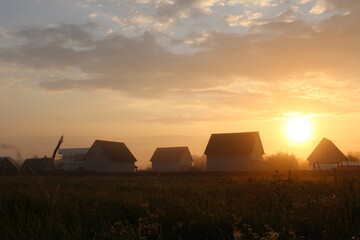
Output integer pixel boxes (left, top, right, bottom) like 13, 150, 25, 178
309, 163, 337, 170
251, 138, 264, 161
180, 152, 193, 169
152, 162, 182, 171
0, 160, 18, 174
207, 155, 253, 171
61, 154, 86, 171
61, 161, 85, 171
84, 144, 135, 172
59, 148, 88, 171
252, 160, 266, 170
152, 150, 193, 171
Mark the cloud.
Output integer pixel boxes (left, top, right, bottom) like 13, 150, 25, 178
88, 13, 99, 18
103, 0, 224, 35
226, 0, 280, 7
222, 14, 243, 23
154, 0, 222, 19
13, 22, 96, 49
184, 30, 215, 45
1, 2, 360, 114
309, 0, 329, 14
276, 6, 298, 22
112, 12, 174, 33
326, 0, 360, 11
0, 29, 13, 39
309, 0, 359, 15
222, 14, 243, 26
141, 112, 268, 124
0, 77, 25, 90
142, 115, 209, 124
298, 0, 311, 4
222, 11, 266, 27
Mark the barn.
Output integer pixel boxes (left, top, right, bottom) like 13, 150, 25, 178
205, 132, 265, 171
84, 140, 137, 172
307, 138, 348, 170
150, 147, 193, 171
0, 156, 20, 175
21, 157, 54, 172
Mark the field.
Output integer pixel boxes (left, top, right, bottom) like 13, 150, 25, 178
1, 170, 360, 240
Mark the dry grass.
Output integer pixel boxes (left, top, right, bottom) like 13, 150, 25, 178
0, 170, 360, 239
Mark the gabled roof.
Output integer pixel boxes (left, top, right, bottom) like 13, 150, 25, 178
58, 148, 89, 155
150, 147, 192, 163
21, 157, 54, 171
87, 140, 137, 163
307, 138, 348, 164
0, 156, 20, 169
204, 132, 264, 156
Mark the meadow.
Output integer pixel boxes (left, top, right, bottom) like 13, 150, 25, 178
0, 170, 360, 240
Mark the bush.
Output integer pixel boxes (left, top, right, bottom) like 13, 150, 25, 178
264, 152, 299, 170
347, 152, 360, 162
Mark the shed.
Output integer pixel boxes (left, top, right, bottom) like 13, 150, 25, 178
21, 157, 54, 172
150, 147, 193, 171
84, 140, 137, 172
307, 138, 348, 170
0, 156, 20, 175
205, 132, 265, 171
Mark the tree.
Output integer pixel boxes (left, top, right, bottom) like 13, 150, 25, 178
347, 151, 360, 162
264, 152, 299, 170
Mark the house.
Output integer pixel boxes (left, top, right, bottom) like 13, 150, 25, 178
0, 156, 20, 175
150, 147, 193, 171
21, 157, 54, 172
340, 161, 360, 170
84, 140, 137, 172
58, 148, 89, 171
307, 138, 348, 170
204, 132, 265, 171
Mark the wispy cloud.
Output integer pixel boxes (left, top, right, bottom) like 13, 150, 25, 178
0, 28, 13, 39
155, 0, 223, 19
112, 12, 174, 33
226, 0, 280, 7
309, 0, 329, 14
222, 14, 254, 27
276, 6, 298, 22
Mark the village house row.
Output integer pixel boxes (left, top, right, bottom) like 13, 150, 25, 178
0, 132, 357, 174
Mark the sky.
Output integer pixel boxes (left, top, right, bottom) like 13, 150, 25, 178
0, 0, 360, 168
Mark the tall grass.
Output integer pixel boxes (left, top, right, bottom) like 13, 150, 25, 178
0, 171, 360, 239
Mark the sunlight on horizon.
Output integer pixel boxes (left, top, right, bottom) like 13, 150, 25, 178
285, 117, 313, 144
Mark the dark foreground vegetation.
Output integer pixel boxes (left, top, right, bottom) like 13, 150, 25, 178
1, 171, 360, 240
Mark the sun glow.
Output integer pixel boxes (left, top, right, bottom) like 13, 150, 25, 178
285, 117, 312, 143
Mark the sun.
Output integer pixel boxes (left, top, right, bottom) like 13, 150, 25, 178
285, 117, 312, 143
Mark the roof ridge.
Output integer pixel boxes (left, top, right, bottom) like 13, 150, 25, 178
211, 131, 259, 135
95, 139, 124, 144
156, 146, 189, 149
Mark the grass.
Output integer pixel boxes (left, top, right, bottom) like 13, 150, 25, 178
0, 170, 360, 239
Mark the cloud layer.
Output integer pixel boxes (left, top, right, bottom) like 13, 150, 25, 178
0, 0, 359, 115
